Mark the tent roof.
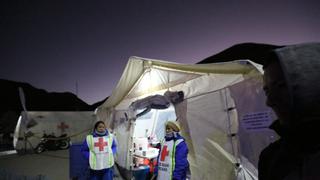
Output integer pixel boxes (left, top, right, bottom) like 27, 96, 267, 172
97, 56, 262, 112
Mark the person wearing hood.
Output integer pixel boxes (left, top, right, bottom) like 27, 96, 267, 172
152, 120, 189, 180
81, 121, 117, 180
258, 43, 320, 180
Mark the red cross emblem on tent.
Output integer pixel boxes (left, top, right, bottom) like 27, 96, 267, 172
160, 145, 169, 161
57, 122, 69, 133
95, 137, 108, 151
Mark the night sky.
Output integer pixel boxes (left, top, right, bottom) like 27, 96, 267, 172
1, 0, 320, 105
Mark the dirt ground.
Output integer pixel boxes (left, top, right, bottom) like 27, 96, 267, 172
0, 149, 124, 180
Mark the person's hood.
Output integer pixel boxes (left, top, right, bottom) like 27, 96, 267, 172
274, 42, 320, 126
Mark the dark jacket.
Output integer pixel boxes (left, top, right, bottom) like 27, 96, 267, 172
258, 43, 320, 180
259, 120, 320, 180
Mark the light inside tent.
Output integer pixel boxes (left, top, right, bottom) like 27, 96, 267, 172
125, 67, 201, 100
139, 71, 150, 92
136, 69, 160, 94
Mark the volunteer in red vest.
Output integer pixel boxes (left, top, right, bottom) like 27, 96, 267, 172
153, 120, 189, 180
81, 121, 117, 180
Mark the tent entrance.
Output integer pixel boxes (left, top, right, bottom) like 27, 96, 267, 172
133, 105, 176, 141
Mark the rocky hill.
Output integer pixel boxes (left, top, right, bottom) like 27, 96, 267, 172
198, 42, 284, 64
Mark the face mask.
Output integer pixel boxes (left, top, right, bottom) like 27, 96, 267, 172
165, 132, 174, 138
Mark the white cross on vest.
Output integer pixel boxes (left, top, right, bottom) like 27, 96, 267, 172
94, 137, 108, 151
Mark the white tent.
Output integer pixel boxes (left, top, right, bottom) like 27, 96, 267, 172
14, 111, 96, 151
96, 56, 278, 180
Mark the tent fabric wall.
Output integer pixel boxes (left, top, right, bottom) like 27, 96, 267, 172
14, 111, 96, 151
96, 56, 275, 180
111, 110, 132, 168
229, 78, 278, 167
97, 56, 261, 112
185, 90, 237, 179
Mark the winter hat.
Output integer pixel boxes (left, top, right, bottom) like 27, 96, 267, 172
165, 121, 180, 132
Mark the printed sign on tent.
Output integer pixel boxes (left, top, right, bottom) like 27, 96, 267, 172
241, 111, 273, 132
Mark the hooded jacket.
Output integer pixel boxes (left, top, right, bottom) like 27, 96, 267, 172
258, 43, 320, 180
